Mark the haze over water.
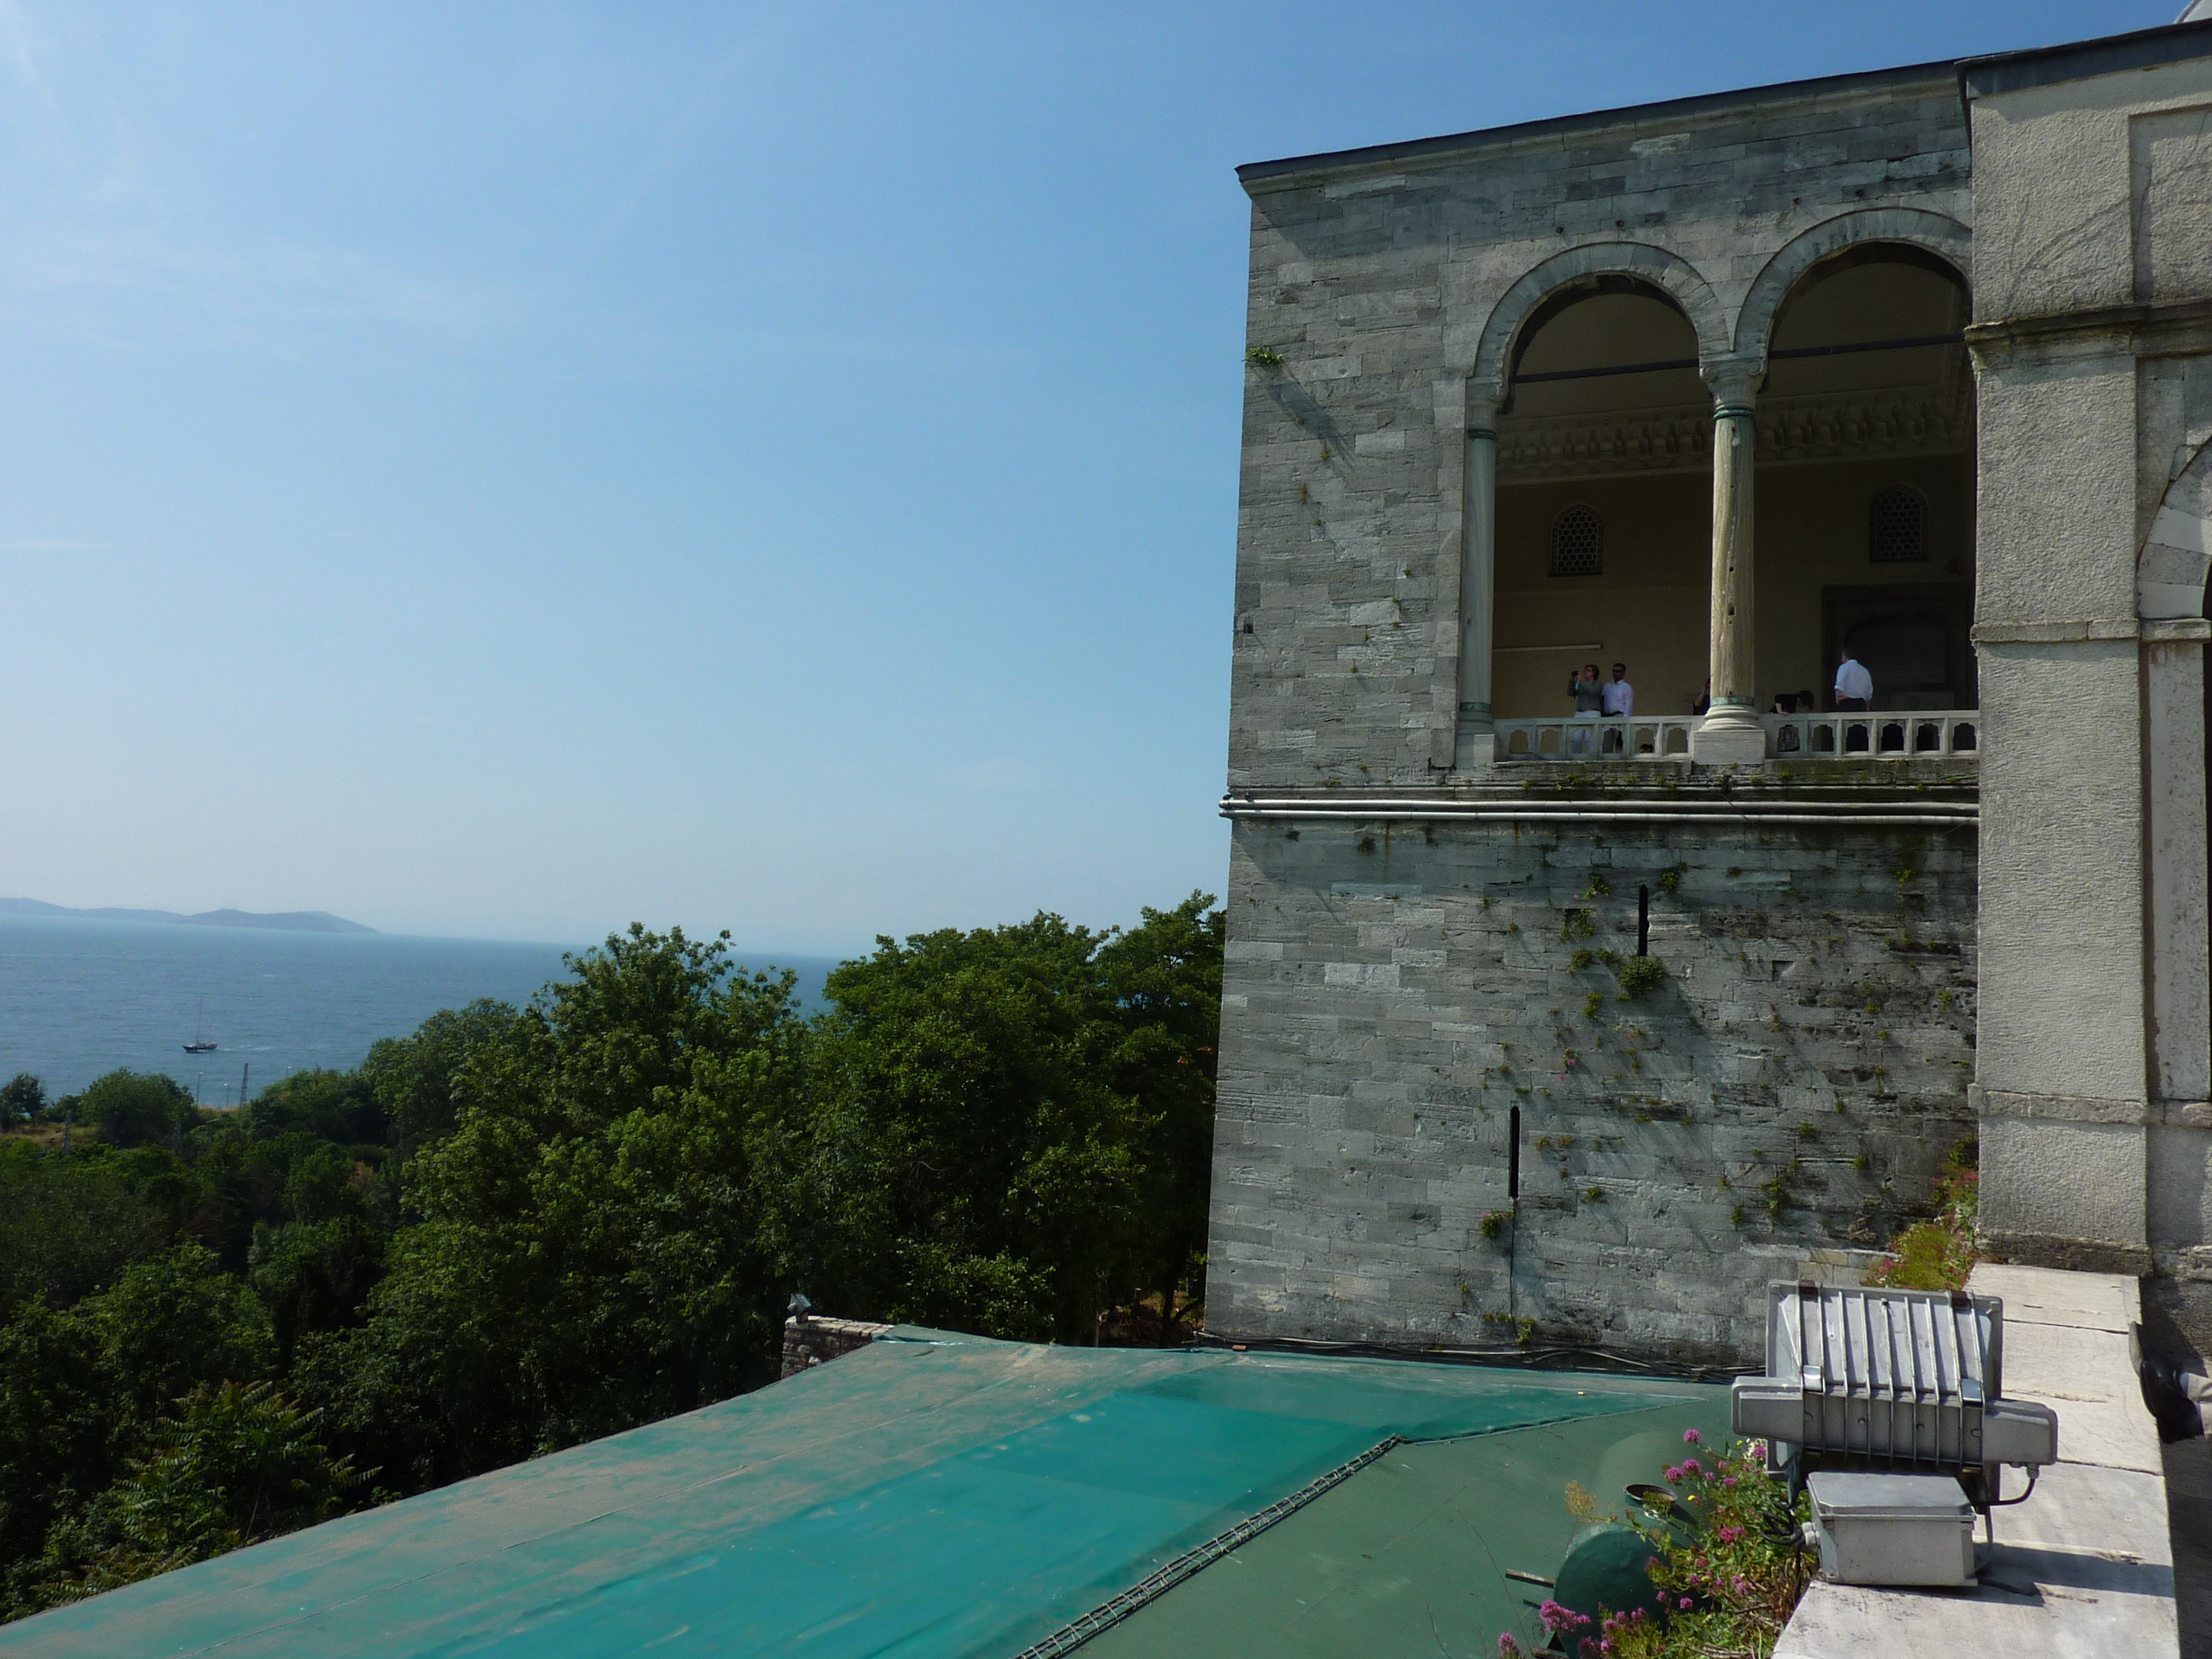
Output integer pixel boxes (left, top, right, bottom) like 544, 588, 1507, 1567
0, 915, 837, 1101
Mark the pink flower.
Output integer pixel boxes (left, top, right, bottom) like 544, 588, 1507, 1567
1681, 1428, 1701, 1444
1734, 1577, 1753, 1597
1664, 1465, 1683, 1483
1498, 1636, 1525, 1659
1538, 1600, 1592, 1636
1721, 1476, 1737, 1488
1717, 1526, 1743, 1544
1680, 1597, 1694, 1610
1681, 1457, 1703, 1476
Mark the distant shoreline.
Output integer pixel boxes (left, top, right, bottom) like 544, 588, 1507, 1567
0, 899, 376, 935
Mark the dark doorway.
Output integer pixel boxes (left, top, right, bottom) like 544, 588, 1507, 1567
1822, 584, 1974, 710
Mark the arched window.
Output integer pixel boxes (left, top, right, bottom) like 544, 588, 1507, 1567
1869, 484, 1928, 563
1549, 504, 1603, 577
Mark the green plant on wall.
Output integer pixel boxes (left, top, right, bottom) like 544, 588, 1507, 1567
1657, 862, 1687, 894
1614, 956, 1667, 999
1244, 345, 1284, 367
1483, 1312, 1538, 1347
1865, 1139, 1979, 1291
1480, 1208, 1513, 1243
1760, 1159, 1800, 1220
1560, 908, 1595, 941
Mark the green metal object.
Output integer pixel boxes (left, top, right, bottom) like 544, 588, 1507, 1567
1553, 1523, 1666, 1631
1, 1330, 1724, 1659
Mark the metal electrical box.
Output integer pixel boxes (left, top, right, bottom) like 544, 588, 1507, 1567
1806, 1471, 1977, 1587
1731, 1282, 2057, 1500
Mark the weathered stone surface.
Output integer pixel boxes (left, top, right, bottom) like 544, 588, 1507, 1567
1209, 774, 1978, 1366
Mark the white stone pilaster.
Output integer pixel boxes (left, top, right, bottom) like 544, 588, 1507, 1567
2147, 628, 2212, 1104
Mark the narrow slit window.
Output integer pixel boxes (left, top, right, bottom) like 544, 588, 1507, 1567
1869, 484, 1928, 563
1549, 503, 1603, 577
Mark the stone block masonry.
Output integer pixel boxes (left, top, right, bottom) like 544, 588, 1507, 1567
1208, 772, 1979, 1369
779, 1314, 891, 1380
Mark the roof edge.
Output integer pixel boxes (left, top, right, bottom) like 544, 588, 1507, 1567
1235, 59, 1957, 193
1960, 18, 2212, 100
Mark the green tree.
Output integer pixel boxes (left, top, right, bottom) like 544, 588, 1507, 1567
79, 1072, 193, 1150
85, 1245, 274, 1421
0, 1145, 167, 1321
12, 1383, 364, 1613
0, 1074, 42, 1131
785, 913, 1150, 1344
307, 928, 800, 1490
243, 1070, 386, 1152
0, 1301, 127, 1574
249, 1218, 384, 1373
358, 1000, 528, 1158
1096, 893, 1223, 1338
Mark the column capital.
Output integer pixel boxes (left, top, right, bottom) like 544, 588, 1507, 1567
1466, 378, 1503, 432
1700, 354, 1765, 412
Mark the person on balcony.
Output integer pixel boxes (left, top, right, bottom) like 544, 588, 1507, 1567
1835, 649, 1874, 753
1834, 648, 1874, 712
1567, 662, 1603, 755
1600, 663, 1633, 754
1774, 691, 1801, 752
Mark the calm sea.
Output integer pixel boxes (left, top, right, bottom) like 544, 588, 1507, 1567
0, 914, 840, 1103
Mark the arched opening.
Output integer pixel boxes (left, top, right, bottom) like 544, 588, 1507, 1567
1763, 244, 1976, 711
1491, 280, 1710, 723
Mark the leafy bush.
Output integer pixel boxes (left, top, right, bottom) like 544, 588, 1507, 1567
9, 1383, 362, 1612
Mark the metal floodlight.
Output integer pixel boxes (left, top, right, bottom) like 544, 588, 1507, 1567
1731, 1282, 2059, 1586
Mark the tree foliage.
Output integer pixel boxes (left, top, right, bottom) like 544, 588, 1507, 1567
0, 893, 1223, 1622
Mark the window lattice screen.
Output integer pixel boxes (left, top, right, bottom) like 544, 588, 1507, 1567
1549, 504, 1604, 577
1869, 485, 1928, 563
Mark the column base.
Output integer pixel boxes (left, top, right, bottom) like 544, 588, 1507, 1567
1453, 729, 1496, 769
1689, 717, 1766, 764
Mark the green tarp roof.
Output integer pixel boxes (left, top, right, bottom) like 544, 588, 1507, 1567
1, 1329, 1724, 1659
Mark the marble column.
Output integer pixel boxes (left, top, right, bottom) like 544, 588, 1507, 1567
1454, 393, 1500, 768
1691, 358, 1766, 763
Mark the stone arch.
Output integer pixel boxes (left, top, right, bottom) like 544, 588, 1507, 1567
1732, 207, 1973, 361
2142, 435, 2212, 620
1469, 242, 1728, 401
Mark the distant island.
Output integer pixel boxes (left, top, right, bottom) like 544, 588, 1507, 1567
0, 899, 377, 934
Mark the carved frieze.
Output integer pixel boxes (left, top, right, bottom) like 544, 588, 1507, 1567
1496, 384, 1974, 480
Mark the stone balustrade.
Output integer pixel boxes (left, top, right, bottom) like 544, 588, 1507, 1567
1490, 710, 1979, 762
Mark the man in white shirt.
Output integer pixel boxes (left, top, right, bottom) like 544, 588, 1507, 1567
1600, 662, 1633, 752
1601, 663, 1634, 717
1834, 648, 1874, 711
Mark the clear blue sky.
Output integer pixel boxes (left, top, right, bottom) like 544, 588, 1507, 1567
0, 1, 2165, 951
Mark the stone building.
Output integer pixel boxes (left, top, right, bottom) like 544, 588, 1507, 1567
1208, 18, 2212, 1365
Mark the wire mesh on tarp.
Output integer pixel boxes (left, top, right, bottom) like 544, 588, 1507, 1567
2, 1329, 1721, 1659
